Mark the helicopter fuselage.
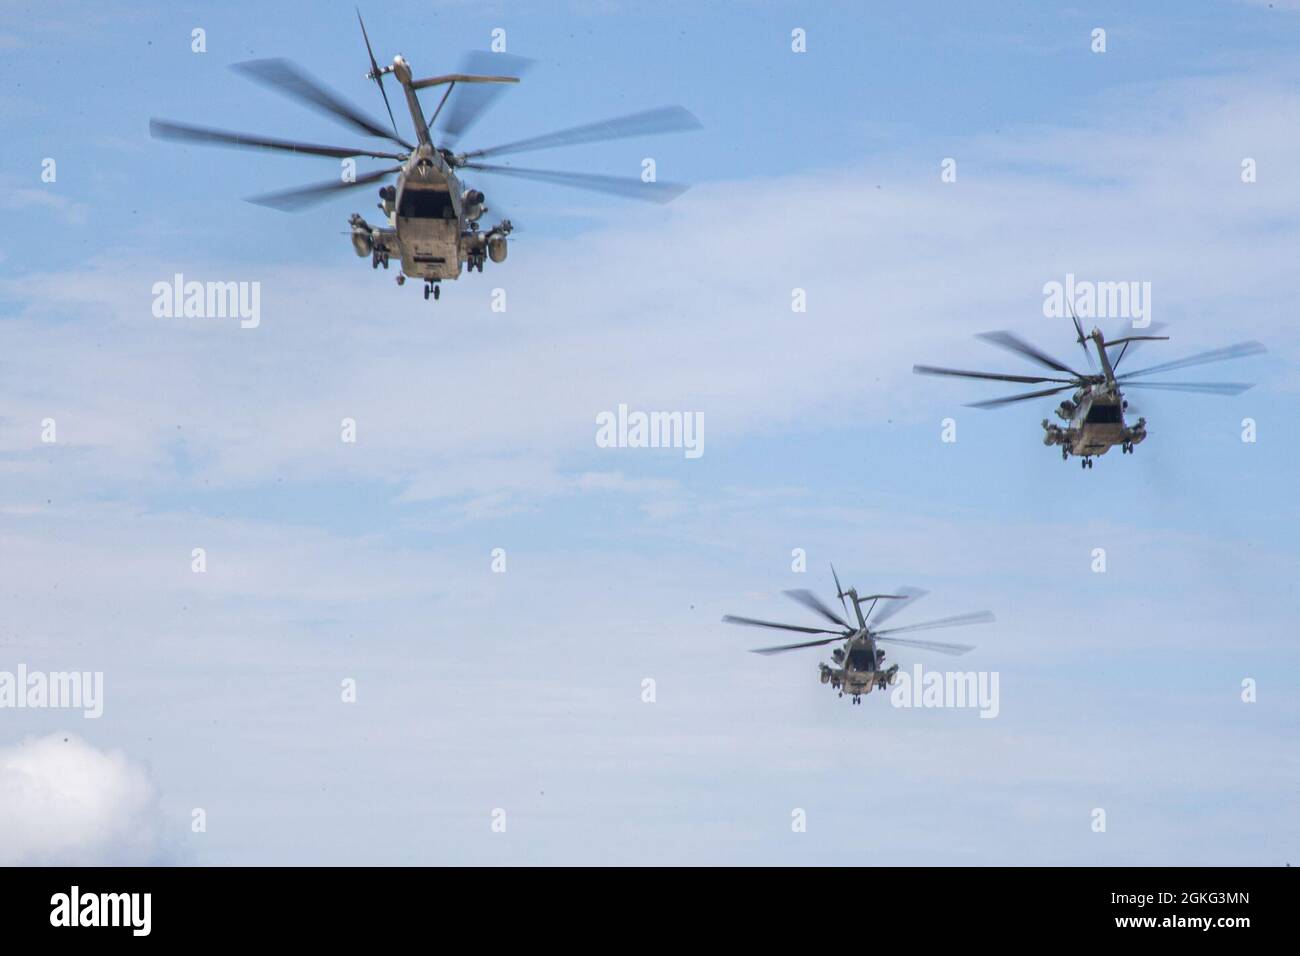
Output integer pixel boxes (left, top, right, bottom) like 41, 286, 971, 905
1041, 382, 1147, 464
347, 56, 512, 292
349, 147, 511, 287
818, 632, 899, 701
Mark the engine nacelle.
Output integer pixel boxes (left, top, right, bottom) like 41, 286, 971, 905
1129, 417, 1148, 445
1041, 420, 1067, 446
487, 235, 508, 263
462, 189, 486, 223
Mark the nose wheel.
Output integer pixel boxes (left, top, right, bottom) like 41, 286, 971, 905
423, 282, 440, 301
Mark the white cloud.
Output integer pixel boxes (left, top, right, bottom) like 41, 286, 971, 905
0, 182, 87, 224
0, 733, 170, 865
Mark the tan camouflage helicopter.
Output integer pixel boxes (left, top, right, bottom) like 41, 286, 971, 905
151, 12, 700, 302
914, 313, 1266, 468
724, 567, 993, 706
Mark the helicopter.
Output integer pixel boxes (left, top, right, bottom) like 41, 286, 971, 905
723, 567, 993, 705
913, 312, 1266, 468
150, 12, 700, 302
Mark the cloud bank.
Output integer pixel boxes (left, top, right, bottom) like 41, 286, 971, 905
0, 733, 169, 865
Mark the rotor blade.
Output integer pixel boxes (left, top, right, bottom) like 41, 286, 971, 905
1069, 303, 1087, 343
356, 9, 402, 141
1118, 341, 1266, 380
459, 105, 701, 161
436, 51, 535, 142
874, 611, 995, 636
976, 331, 1083, 377
246, 165, 401, 211
1108, 321, 1169, 370
830, 563, 850, 619
913, 365, 1074, 385
1106, 336, 1171, 347
231, 58, 413, 149
462, 162, 689, 203
750, 637, 840, 656
721, 615, 843, 636
874, 635, 975, 656
1121, 381, 1255, 396
1068, 303, 1096, 372
782, 589, 851, 629
868, 586, 928, 626
966, 385, 1074, 409
150, 119, 406, 160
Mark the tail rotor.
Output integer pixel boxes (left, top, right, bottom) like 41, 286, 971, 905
831, 563, 850, 621
357, 9, 401, 140
1068, 302, 1096, 373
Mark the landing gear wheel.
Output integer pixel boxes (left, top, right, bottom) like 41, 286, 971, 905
433, 285, 440, 301
423, 284, 429, 300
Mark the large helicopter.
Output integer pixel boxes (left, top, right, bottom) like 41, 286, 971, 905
150, 13, 700, 302
723, 567, 993, 705
914, 313, 1266, 468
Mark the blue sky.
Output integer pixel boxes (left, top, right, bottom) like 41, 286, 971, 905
0, 0, 1297, 864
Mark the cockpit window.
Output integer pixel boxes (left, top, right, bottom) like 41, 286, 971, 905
1085, 403, 1122, 424
398, 189, 455, 220
847, 648, 874, 670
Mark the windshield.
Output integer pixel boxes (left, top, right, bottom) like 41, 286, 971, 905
398, 188, 455, 220
1085, 403, 1122, 424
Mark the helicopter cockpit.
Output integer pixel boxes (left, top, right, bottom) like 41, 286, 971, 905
399, 187, 456, 220
1084, 402, 1122, 424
